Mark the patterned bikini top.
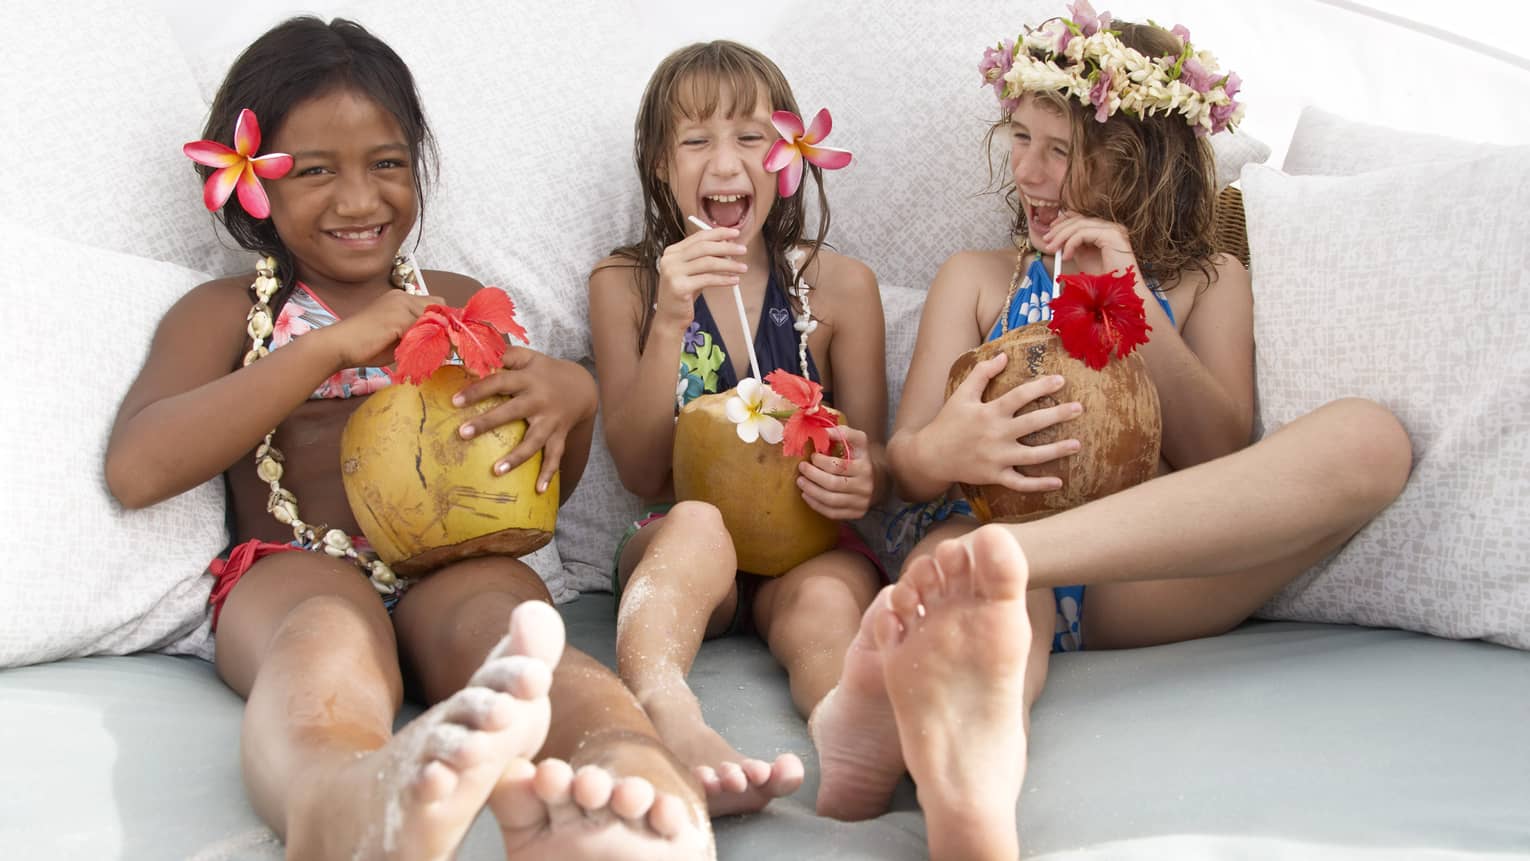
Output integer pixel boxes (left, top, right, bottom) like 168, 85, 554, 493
988, 256, 1176, 341
677, 265, 826, 408
270, 282, 450, 400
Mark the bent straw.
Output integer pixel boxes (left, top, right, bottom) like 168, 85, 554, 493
688, 214, 761, 383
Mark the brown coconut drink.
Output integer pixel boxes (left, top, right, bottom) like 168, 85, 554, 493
946, 266, 1161, 523
672, 371, 844, 576
340, 289, 555, 575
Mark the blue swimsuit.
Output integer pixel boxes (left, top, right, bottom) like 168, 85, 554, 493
888, 258, 1175, 654
677, 270, 823, 406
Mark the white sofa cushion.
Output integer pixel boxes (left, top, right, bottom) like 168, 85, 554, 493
1282, 106, 1515, 176
0, 224, 226, 667
1244, 149, 1530, 649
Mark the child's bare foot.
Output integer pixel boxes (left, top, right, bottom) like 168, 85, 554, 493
286, 600, 566, 860
809, 584, 905, 821
879, 525, 1030, 861
639, 680, 804, 816
493, 739, 715, 858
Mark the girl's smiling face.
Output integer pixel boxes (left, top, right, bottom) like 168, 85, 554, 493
663, 79, 779, 246
264, 88, 418, 290
1009, 93, 1076, 251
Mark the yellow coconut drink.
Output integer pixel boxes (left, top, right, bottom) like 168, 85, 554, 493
946, 267, 1162, 523
672, 373, 843, 576
339, 289, 554, 575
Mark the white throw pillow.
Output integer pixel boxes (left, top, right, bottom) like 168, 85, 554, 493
0, 2, 246, 276
0, 225, 226, 667
1282, 107, 1516, 176
1244, 154, 1530, 649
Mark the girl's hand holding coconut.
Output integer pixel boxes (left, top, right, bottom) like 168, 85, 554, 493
900, 351, 1083, 498
796, 425, 876, 521
452, 344, 597, 499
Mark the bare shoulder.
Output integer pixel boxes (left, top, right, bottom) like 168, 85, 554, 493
1170, 252, 1251, 328
936, 248, 1014, 285
588, 254, 641, 291
933, 248, 1016, 332
801, 247, 879, 317
587, 254, 644, 322
421, 270, 485, 305
166, 274, 262, 332
802, 247, 876, 292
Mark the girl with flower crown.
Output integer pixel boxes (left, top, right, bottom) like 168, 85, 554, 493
808, 5, 1412, 859
588, 40, 890, 817
105, 17, 713, 859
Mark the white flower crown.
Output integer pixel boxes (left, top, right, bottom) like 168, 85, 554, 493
979, 1, 1244, 136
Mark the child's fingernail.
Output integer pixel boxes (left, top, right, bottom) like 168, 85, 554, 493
734, 244, 748, 254
452, 394, 465, 406
1050, 375, 1065, 386
537, 480, 548, 493
459, 424, 475, 438
1071, 402, 1084, 415
495, 462, 509, 475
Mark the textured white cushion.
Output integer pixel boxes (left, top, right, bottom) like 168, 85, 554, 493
0, 224, 225, 667
1244, 153, 1530, 649
0, 1, 246, 276
1283, 106, 1516, 176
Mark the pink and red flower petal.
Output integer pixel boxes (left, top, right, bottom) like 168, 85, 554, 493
182, 140, 241, 168
799, 143, 853, 170
771, 110, 805, 139
232, 109, 261, 157
202, 164, 243, 212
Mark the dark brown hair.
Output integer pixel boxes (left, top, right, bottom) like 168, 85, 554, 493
607, 41, 831, 350
197, 16, 437, 292
990, 21, 1219, 289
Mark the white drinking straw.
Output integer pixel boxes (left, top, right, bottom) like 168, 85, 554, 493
1053, 248, 1063, 298
688, 214, 761, 382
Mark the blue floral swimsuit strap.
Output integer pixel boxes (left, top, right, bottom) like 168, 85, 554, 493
990, 256, 1176, 340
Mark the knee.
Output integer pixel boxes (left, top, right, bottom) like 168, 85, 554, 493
775, 575, 866, 638
657, 500, 737, 573
276, 593, 393, 656
666, 499, 727, 534
1321, 398, 1413, 509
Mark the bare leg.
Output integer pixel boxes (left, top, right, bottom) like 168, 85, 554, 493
393, 557, 714, 857
613, 501, 799, 815
755, 550, 881, 717
878, 525, 1033, 861
215, 554, 561, 861
1014, 399, 1411, 594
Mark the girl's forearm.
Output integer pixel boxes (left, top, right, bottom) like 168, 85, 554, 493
106, 332, 343, 509
887, 428, 952, 504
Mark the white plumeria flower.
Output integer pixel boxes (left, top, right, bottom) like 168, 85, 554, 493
725, 377, 785, 445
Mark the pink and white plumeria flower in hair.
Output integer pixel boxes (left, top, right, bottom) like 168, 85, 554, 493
763, 108, 853, 198
183, 109, 293, 219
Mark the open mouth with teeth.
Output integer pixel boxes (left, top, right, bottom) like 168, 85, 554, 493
326, 225, 386, 244
1024, 195, 1067, 234
701, 193, 752, 230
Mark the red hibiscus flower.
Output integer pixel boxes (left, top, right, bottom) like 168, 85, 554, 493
1047, 267, 1152, 370
394, 287, 530, 383
765, 369, 839, 457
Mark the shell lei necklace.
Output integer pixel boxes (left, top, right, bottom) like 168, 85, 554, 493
243, 254, 425, 594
